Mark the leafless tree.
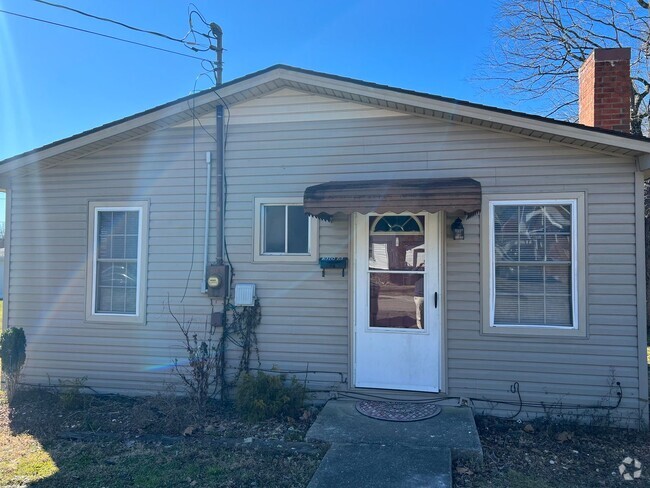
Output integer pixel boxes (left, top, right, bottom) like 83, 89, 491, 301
481, 0, 649, 135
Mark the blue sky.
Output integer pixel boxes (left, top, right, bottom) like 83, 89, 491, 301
0, 0, 515, 161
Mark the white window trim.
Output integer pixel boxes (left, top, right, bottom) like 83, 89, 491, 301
253, 197, 318, 263
86, 201, 149, 324
481, 193, 586, 337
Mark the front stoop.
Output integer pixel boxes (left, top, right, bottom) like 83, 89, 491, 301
305, 399, 483, 487
308, 443, 451, 488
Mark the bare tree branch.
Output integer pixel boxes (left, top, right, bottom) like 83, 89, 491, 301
478, 0, 650, 135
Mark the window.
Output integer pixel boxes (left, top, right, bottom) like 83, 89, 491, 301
481, 194, 586, 336
253, 197, 317, 262
263, 205, 309, 254
86, 202, 148, 323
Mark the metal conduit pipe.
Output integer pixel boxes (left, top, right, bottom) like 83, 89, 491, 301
215, 104, 224, 266
201, 151, 212, 294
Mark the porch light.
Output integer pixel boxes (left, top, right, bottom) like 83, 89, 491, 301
451, 218, 464, 240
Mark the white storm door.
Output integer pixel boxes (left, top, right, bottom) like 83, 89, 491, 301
354, 213, 441, 392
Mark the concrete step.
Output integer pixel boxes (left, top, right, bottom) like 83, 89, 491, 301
308, 443, 451, 488
306, 399, 483, 464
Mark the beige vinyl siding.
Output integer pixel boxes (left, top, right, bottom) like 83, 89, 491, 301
7, 125, 220, 395
6, 85, 644, 425
223, 88, 643, 424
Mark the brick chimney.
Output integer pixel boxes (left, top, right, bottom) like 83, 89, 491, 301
578, 47, 631, 133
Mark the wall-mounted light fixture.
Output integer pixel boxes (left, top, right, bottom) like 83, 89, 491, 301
451, 217, 465, 240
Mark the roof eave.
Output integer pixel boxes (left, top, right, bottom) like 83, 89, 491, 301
278, 67, 650, 155
3, 64, 650, 173
0, 66, 287, 174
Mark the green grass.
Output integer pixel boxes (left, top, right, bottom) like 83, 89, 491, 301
0, 441, 319, 488
0, 392, 58, 485
0, 434, 58, 484
0, 425, 319, 487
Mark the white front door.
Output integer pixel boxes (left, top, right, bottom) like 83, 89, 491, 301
354, 213, 441, 392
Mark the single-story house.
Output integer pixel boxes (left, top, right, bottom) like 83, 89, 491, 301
1, 47, 648, 427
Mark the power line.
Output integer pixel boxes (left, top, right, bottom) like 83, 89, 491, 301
32, 0, 215, 53
0, 9, 211, 62
31, 0, 199, 47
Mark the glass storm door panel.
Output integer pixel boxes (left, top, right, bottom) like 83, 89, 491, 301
354, 213, 441, 392
368, 215, 425, 330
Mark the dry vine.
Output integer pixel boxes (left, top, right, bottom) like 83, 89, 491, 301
168, 297, 261, 405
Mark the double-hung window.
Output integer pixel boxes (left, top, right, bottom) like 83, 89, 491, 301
482, 194, 585, 336
253, 197, 317, 262
87, 201, 148, 323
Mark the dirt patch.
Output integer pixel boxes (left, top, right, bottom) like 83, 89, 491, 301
2, 388, 323, 487
7, 389, 650, 487
9, 388, 317, 442
454, 416, 650, 487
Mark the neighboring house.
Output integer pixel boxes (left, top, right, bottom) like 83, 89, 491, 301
0, 47, 648, 427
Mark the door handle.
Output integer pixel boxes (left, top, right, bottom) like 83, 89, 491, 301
434, 292, 438, 309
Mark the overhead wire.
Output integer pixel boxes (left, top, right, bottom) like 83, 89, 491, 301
180, 93, 199, 303
185, 4, 218, 52
32, 0, 217, 53
32, 0, 191, 45
0, 8, 211, 61
180, 70, 223, 302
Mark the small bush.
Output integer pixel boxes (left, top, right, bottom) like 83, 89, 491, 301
58, 377, 91, 410
235, 372, 305, 422
0, 327, 26, 399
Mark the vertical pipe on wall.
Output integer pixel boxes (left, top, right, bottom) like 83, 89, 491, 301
215, 104, 224, 266
201, 152, 212, 294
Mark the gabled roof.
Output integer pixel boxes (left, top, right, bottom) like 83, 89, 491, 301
3, 64, 650, 174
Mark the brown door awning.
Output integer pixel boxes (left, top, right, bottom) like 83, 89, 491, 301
303, 177, 481, 221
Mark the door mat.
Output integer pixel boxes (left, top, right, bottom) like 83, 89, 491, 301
355, 400, 441, 422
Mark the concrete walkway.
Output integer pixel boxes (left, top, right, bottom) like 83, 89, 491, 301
305, 399, 482, 487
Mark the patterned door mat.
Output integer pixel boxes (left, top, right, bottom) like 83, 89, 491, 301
355, 400, 441, 422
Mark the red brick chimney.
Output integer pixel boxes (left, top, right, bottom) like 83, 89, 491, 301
578, 47, 631, 133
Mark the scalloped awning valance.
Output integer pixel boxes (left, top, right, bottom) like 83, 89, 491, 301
303, 177, 481, 221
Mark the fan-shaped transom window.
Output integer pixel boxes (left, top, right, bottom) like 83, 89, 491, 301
370, 215, 424, 235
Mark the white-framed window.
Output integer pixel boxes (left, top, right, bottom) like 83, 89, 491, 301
481, 193, 586, 337
86, 201, 148, 323
253, 197, 318, 262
